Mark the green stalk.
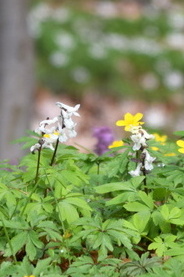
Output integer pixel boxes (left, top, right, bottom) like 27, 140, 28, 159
50, 138, 59, 166
1, 217, 17, 263
21, 145, 42, 216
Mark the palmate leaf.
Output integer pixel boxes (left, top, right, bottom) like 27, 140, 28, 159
4, 231, 28, 257
124, 202, 150, 212
58, 201, 79, 224
33, 257, 52, 276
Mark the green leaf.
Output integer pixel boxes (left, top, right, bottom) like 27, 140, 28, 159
132, 211, 151, 234
26, 236, 37, 261
58, 201, 79, 224
138, 191, 154, 210
95, 181, 135, 194
66, 197, 92, 211
124, 202, 149, 212
29, 230, 44, 249
4, 231, 27, 257
33, 257, 52, 275
173, 130, 184, 137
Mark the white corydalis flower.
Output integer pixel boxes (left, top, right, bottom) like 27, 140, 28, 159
130, 126, 154, 151
129, 163, 142, 177
56, 102, 80, 117
143, 149, 156, 171
131, 133, 147, 151
30, 101, 80, 153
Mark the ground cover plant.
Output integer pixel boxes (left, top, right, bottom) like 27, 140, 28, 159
1, 102, 184, 276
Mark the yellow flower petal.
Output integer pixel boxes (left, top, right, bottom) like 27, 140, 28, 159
176, 140, 184, 147
151, 146, 159, 151
178, 148, 184, 153
116, 120, 125, 126
108, 140, 124, 149
134, 113, 144, 122
164, 153, 176, 156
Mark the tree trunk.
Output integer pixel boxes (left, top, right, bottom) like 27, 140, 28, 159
0, 0, 34, 161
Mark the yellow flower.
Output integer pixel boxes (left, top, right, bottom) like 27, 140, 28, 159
164, 153, 176, 157
176, 140, 184, 153
63, 231, 72, 239
116, 113, 144, 132
108, 140, 124, 149
151, 146, 159, 151
43, 131, 60, 138
153, 133, 167, 144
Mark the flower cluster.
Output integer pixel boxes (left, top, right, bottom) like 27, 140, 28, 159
176, 140, 184, 153
30, 102, 80, 153
116, 113, 155, 177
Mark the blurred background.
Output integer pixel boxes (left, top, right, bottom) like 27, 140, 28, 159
1, 0, 184, 160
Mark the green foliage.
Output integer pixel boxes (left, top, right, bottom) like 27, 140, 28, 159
1, 125, 184, 276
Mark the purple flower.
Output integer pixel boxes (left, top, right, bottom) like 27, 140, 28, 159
93, 126, 114, 155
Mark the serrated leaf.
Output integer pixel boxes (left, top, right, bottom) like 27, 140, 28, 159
138, 191, 154, 210
26, 236, 37, 261
33, 257, 52, 275
4, 231, 27, 257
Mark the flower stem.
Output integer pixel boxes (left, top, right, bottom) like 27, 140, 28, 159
50, 138, 59, 166
1, 217, 17, 263
21, 146, 42, 216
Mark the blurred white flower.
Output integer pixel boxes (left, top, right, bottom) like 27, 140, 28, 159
143, 149, 156, 171
71, 67, 91, 83
166, 33, 184, 50
141, 73, 159, 90
56, 103, 80, 116
145, 108, 167, 129
55, 33, 75, 50
167, 11, 184, 30
95, 1, 117, 18
129, 163, 142, 177
49, 52, 69, 67
163, 71, 184, 90
130, 127, 154, 151
104, 34, 128, 51
88, 44, 107, 59
51, 7, 71, 23
130, 37, 162, 56
131, 133, 147, 151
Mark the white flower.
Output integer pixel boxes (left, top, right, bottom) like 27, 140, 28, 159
56, 102, 80, 117
129, 163, 142, 177
143, 149, 156, 171
36, 117, 59, 135
58, 132, 68, 143
30, 143, 41, 153
131, 133, 147, 151
130, 126, 154, 151
68, 129, 77, 138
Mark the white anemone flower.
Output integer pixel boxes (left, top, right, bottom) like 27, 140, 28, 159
143, 149, 156, 171
129, 163, 142, 177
